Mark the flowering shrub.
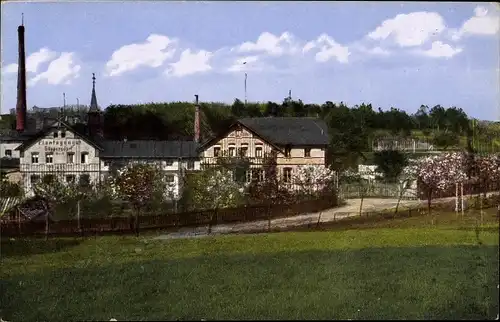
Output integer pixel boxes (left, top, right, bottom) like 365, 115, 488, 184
290, 165, 336, 196
416, 152, 468, 192
181, 166, 247, 211
112, 164, 167, 210
474, 154, 500, 187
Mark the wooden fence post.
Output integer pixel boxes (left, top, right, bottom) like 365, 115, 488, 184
267, 206, 271, 232
17, 208, 22, 235
77, 200, 82, 236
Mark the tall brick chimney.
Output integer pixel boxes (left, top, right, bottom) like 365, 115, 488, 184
194, 94, 200, 143
16, 20, 27, 133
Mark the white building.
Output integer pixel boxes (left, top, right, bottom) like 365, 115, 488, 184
1, 75, 200, 198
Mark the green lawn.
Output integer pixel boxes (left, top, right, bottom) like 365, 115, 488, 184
1, 210, 499, 321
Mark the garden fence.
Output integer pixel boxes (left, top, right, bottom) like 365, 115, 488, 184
0, 194, 338, 237
2, 193, 498, 239
338, 183, 418, 200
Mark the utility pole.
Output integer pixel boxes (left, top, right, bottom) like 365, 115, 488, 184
244, 72, 248, 106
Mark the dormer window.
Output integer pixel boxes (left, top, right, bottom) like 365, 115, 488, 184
61, 131, 66, 138
53, 131, 58, 138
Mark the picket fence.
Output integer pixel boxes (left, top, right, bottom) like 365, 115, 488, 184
338, 183, 418, 200
0, 194, 339, 237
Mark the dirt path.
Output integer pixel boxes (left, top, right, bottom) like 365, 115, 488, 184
155, 193, 498, 240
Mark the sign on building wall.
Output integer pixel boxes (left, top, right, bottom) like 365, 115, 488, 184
38, 139, 82, 155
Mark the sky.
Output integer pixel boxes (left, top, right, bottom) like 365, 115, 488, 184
1, 1, 499, 120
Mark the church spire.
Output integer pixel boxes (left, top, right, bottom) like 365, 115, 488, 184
89, 73, 99, 112
87, 72, 103, 138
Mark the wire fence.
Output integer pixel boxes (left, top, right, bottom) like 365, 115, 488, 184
2, 192, 498, 239
0, 194, 338, 237
338, 183, 418, 200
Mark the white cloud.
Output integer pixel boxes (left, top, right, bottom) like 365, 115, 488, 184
2, 63, 18, 74
236, 32, 298, 56
451, 5, 500, 40
419, 41, 463, 58
165, 49, 212, 77
367, 47, 391, 56
367, 12, 446, 47
302, 34, 350, 63
227, 56, 260, 72
3, 47, 57, 74
105, 34, 177, 77
28, 52, 81, 86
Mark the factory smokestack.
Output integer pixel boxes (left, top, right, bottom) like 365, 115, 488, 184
16, 17, 27, 132
194, 94, 200, 143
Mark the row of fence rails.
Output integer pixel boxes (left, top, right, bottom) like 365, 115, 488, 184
4, 193, 496, 238
0, 193, 340, 237
338, 183, 418, 200
0, 197, 25, 222
418, 181, 500, 200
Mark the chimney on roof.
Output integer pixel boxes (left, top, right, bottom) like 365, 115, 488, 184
194, 94, 200, 143
16, 15, 27, 133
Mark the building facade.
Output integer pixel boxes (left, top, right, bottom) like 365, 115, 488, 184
198, 117, 329, 184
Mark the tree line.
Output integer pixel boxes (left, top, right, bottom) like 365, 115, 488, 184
2, 98, 499, 170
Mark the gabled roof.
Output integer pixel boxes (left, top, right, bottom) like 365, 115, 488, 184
0, 129, 38, 142
14, 119, 103, 151
238, 117, 329, 146
0, 157, 20, 169
198, 117, 329, 152
100, 140, 199, 158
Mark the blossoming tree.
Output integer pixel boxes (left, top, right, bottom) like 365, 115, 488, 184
181, 166, 247, 211
112, 163, 167, 235
415, 152, 468, 214
290, 165, 337, 197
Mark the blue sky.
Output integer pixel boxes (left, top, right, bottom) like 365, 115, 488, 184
1, 1, 499, 120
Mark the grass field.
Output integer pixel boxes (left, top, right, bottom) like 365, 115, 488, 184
1, 209, 499, 321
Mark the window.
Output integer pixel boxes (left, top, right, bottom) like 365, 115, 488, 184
213, 146, 221, 157
5, 149, 12, 158
252, 169, 264, 182
65, 175, 75, 183
304, 148, 311, 157
31, 152, 39, 164
30, 175, 40, 185
284, 147, 291, 158
255, 146, 263, 158
187, 160, 195, 170
67, 152, 75, 164
165, 159, 174, 166
104, 161, 112, 167
228, 145, 236, 157
165, 175, 175, 183
235, 128, 242, 137
61, 131, 66, 138
239, 144, 248, 157
53, 131, 58, 138
283, 167, 292, 183
81, 152, 89, 164
45, 152, 53, 164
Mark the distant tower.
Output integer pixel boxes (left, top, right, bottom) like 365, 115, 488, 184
87, 73, 103, 138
